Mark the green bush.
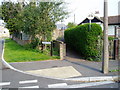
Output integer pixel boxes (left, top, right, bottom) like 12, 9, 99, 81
108, 36, 114, 41
64, 23, 103, 61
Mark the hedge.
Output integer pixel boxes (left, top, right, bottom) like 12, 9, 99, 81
64, 23, 103, 61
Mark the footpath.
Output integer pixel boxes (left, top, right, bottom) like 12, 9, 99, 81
1, 39, 120, 82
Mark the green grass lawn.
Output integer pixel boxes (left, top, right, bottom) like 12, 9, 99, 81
4, 39, 59, 63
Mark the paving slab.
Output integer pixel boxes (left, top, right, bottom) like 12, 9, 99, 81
26, 66, 82, 79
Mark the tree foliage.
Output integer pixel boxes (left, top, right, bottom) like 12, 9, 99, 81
67, 22, 76, 28
1, 2, 22, 33
1, 1, 68, 42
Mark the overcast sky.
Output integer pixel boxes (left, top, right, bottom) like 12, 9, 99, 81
63, 0, 120, 25
0, 0, 120, 25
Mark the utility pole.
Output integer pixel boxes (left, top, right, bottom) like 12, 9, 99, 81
102, 0, 109, 74
74, 14, 75, 24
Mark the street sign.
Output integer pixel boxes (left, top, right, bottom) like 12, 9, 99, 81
42, 42, 51, 44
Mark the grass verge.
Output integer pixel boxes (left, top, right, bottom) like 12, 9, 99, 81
4, 39, 60, 63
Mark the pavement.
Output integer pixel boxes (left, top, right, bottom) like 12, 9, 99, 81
9, 59, 119, 80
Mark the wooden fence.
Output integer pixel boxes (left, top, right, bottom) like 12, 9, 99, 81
109, 39, 119, 60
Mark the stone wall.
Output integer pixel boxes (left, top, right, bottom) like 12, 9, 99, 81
13, 37, 31, 45
53, 40, 66, 60
52, 29, 64, 40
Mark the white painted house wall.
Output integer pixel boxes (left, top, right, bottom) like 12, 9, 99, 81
0, 26, 10, 38
118, 28, 120, 38
108, 25, 115, 35
108, 25, 119, 36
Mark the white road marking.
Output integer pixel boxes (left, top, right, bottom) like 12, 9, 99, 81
48, 81, 115, 88
19, 85, 39, 88
48, 83, 67, 88
19, 80, 38, 84
0, 82, 10, 86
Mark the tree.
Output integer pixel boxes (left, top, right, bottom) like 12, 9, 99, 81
1, 1, 68, 47
17, 1, 68, 41
1, 2, 22, 34
67, 22, 76, 28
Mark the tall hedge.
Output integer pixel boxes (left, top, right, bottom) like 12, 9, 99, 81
64, 23, 103, 61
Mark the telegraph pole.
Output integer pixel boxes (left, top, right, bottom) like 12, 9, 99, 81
74, 14, 75, 24
102, 0, 109, 74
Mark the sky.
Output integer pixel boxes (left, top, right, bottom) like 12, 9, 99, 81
0, 0, 120, 25
63, 0, 120, 25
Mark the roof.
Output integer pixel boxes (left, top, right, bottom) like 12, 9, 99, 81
78, 17, 103, 25
56, 24, 67, 30
101, 15, 120, 25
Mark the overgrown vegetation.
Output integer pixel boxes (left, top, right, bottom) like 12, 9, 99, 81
64, 23, 103, 61
4, 39, 59, 63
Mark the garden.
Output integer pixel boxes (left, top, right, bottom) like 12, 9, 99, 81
4, 39, 59, 63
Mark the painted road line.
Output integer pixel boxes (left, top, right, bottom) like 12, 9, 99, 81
48, 83, 67, 88
19, 85, 39, 88
48, 81, 115, 88
19, 80, 38, 84
0, 82, 10, 86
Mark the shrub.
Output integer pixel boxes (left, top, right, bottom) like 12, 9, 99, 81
64, 23, 103, 61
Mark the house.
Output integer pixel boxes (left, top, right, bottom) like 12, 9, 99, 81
0, 19, 6, 27
101, 15, 120, 37
79, 15, 120, 37
0, 19, 9, 38
78, 16, 103, 25
0, 26, 10, 38
78, 16, 103, 30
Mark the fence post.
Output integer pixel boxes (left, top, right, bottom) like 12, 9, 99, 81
50, 41, 53, 56
114, 39, 119, 60
118, 39, 120, 60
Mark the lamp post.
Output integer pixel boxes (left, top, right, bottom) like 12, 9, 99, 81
102, 0, 109, 74
87, 13, 94, 30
